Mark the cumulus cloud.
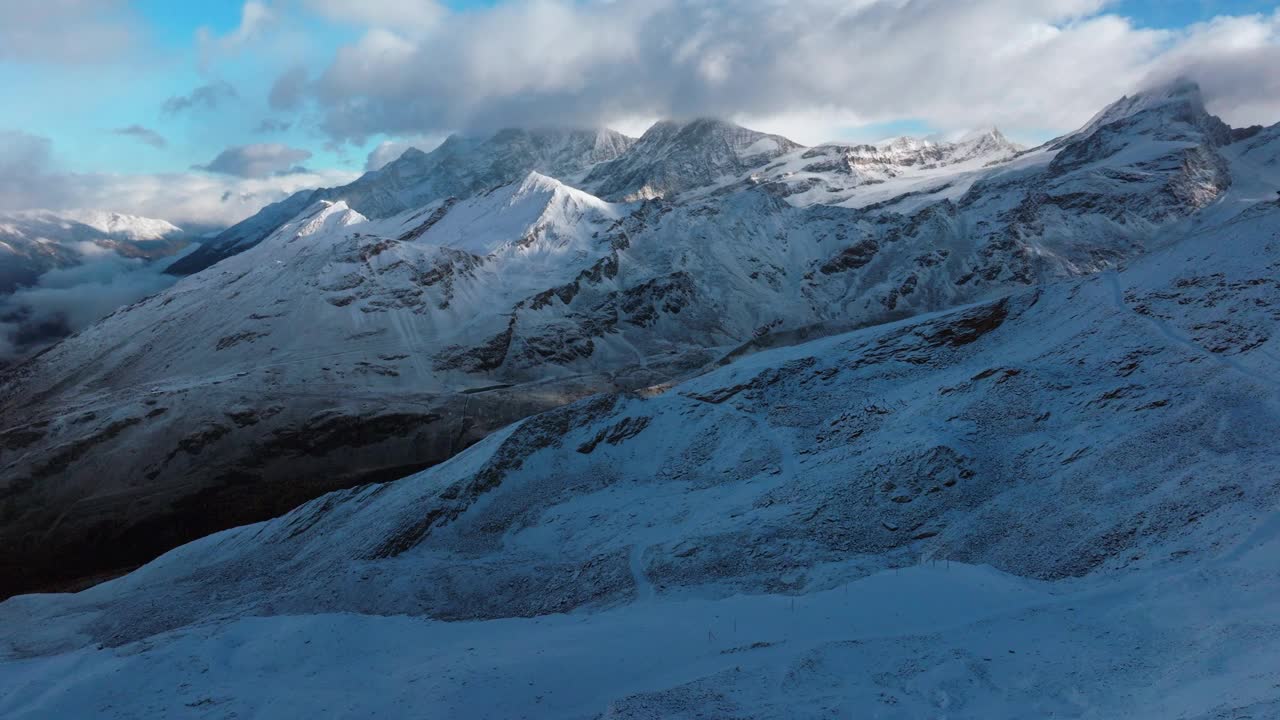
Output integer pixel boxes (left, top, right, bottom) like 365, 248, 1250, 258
0, 0, 138, 64
194, 143, 314, 178
163, 81, 240, 115
112, 125, 167, 149
299, 0, 1280, 144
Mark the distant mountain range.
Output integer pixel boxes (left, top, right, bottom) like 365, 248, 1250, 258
0, 210, 186, 294
0, 210, 192, 363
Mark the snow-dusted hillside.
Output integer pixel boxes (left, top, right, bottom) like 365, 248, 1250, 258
0, 81, 1273, 598
2, 166, 1278, 716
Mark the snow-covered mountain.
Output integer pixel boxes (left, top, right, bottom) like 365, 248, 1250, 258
754, 128, 1023, 206
0, 211, 190, 364
2, 142, 1279, 715
167, 128, 636, 275
0, 81, 1270, 599
582, 117, 804, 200
0, 210, 185, 294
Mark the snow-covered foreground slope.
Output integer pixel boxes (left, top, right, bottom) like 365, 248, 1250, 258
8, 559, 1279, 718
2, 183, 1279, 716
0, 81, 1272, 598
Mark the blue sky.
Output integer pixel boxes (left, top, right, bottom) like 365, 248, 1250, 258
1, 0, 1276, 225
1112, 0, 1279, 27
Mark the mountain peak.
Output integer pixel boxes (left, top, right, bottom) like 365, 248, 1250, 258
586, 117, 802, 200
1081, 77, 1211, 133
1051, 77, 1232, 154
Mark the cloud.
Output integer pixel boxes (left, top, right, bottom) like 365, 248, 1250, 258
303, 0, 444, 35
300, 0, 1280, 144
0, 0, 138, 64
0, 130, 67, 209
197, 1, 275, 67
163, 81, 239, 115
0, 242, 191, 361
0, 130, 356, 228
112, 125, 167, 149
364, 135, 445, 171
1141, 13, 1280, 129
255, 118, 293, 134
269, 66, 310, 111
70, 168, 358, 227
194, 143, 314, 178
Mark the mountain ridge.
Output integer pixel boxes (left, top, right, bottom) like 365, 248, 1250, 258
0, 80, 1269, 599
3, 158, 1279, 715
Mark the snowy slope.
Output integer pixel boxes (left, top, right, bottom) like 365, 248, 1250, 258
2, 177, 1278, 717
0, 80, 1270, 598
57, 210, 183, 242
748, 128, 1023, 208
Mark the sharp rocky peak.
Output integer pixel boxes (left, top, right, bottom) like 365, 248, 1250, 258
583, 117, 803, 201
1061, 76, 1232, 148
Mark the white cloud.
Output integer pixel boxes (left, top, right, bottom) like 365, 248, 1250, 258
0, 243, 194, 361
0, 130, 357, 228
197, 1, 275, 68
1141, 12, 1280, 129
297, 0, 1280, 143
61, 169, 359, 228
0, 0, 138, 64
304, 0, 444, 35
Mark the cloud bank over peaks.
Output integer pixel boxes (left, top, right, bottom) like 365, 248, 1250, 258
291, 0, 1280, 144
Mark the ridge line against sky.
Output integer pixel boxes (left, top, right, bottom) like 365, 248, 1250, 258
1, 0, 1278, 227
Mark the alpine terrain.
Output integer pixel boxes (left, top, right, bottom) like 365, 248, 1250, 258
1, 74, 1279, 716
0, 210, 187, 295
0, 80, 1270, 600
0, 78, 1278, 717
0, 210, 191, 363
